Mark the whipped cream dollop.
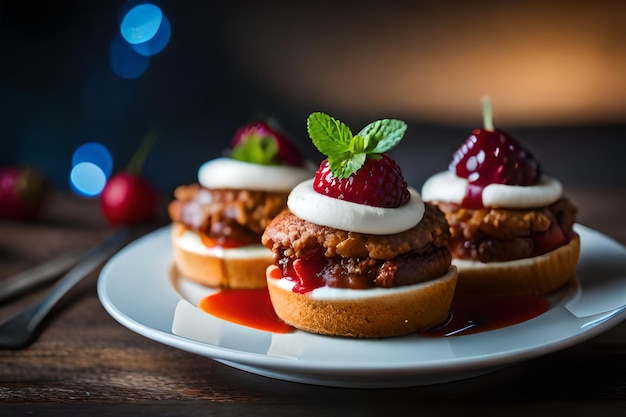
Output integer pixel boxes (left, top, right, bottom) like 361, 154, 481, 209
198, 157, 313, 192
421, 171, 563, 209
288, 179, 424, 235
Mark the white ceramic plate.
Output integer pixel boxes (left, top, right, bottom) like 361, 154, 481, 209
97, 224, 626, 388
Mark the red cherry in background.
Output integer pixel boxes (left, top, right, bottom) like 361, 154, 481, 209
99, 172, 158, 225
0, 166, 48, 221
99, 131, 159, 226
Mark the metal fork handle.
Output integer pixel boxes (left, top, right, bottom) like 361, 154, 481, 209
25, 227, 134, 331
0, 227, 137, 348
0, 248, 87, 305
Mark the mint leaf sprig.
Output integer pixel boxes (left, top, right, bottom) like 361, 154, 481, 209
306, 112, 407, 179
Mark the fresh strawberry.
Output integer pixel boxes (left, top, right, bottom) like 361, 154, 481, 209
0, 166, 48, 221
314, 155, 410, 207
100, 131, 158, 225
307, 112, 409, 208
231, 121, 305, 167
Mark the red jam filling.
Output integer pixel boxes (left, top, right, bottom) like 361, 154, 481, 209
272, 255, 383, 293
531, 221, 570, 256
273, 257, 326, 294
199, 232, 258, 249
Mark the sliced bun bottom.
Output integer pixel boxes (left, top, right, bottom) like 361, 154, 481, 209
171, 223, 271, 289
266, 265, 458, 338
453, 234, 581, 295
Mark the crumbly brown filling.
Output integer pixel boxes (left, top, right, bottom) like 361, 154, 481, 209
432, 197, 578, 262
262, 203, 453, 289
319, 247, 452, 289
168, 184, 289, 242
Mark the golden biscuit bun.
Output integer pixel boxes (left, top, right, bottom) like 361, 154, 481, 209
266, 265, 458, 338
453, 233, 580, 295
171, 223, 271, 289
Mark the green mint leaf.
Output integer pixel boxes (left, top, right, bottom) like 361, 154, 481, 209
307, 112, 407, 178
328, 152, 365, 179
231, 135, 278, 165
357, 119, 407, 154
307, 112, 353, 157
349, 134, 366, 154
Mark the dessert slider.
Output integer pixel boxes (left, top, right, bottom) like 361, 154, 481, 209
421, 97, 580, 295
262, 112, 458, 338
168, 121, 313, 289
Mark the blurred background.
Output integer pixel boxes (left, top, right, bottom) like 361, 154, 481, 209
1, 0, 625, 198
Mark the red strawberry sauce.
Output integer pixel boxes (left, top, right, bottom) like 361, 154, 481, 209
198, 287, 292, 334
197, 267, 550, 336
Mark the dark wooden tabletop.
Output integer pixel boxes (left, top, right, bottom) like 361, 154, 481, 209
1, 187, 625, 416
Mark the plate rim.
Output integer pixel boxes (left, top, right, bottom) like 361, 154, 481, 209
97, 224, 626, 385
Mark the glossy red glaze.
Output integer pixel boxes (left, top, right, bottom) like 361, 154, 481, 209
291, 258, 326, 293
422, 293, 549, 337
450, 128, 540, 209
270, 257, 326, 294
199, 286, 549, 336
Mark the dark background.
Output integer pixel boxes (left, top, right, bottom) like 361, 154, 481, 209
1, 0, 625, 198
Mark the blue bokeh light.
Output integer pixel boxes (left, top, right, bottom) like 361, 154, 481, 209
70, 142, 114, 197
120, 3, 163, 45
109, 33, 150, 79
111, 1, 171, 79
130, 13, 171, 57
70, 162, 108, 197
72, 142, 113, 179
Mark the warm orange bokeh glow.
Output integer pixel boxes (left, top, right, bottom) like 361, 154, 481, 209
219, 1, 626, 126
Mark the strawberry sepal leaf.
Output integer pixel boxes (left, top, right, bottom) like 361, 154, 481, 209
231, 134, 279, 165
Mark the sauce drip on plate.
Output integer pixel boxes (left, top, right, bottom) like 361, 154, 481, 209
198, 288, 292, 334
197, 287, 549, 337
423, 293, 549, 337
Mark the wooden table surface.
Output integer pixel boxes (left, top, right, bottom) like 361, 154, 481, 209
1, 187, 625, 416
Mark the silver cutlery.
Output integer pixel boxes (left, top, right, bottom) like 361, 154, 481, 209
0, 248, 87, 305
0, 227, 139, 349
